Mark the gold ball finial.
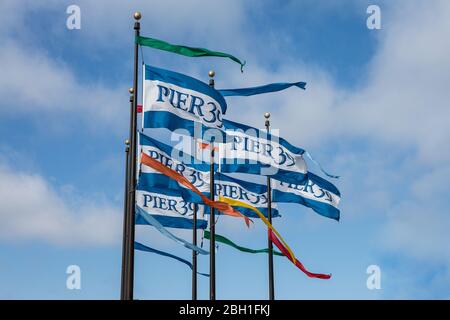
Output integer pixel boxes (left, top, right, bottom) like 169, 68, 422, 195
129, 87, 134, 94
125, 139, 130, 145
133, 12, 142, 20
208, 70, 215, 78
264, 112, 271, 119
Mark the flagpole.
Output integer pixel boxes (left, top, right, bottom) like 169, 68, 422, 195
192, 203, 198, 300
265, 112, 275, 300
123, 11, 141, 301
121, 88, 134, 299
120, 137, 131, 300
208, 70, 216, 300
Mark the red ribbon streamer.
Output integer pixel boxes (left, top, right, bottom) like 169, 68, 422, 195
269, 230, 331, 279
140, 153, 252, 227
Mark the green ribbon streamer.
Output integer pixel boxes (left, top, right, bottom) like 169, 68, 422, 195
204, 231, 284, 256
136, 35, 246, 72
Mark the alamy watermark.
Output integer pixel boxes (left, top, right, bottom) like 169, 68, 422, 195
66, 265, 81, 290
366, 5, 381, 30
66, 5, 81, 30
366, 264, 381, 290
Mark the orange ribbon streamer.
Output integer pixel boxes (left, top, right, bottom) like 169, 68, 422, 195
140, 153, 253, 227
198, 142, 218, 151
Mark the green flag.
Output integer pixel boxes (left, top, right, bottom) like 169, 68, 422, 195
136, 35, 246, 72
204, 231, 284, 256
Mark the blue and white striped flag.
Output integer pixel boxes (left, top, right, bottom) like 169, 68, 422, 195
138, 132, 279, 218
272, 172, 341, 221
175, 119, 309, 185
217, 119, 308, 184
135, 205, 208, 254
138, 132, 210, 190
139, 172, 281, 220
136, 187, 208, 229
142, 65, 227, 135
214, 172, 280, 219
210, 119, 338, 182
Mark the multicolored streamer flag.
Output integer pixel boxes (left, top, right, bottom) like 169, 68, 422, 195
140, 152, 253, 227
138, 132, 279, 219
136, 36, 245, 72
135, 205, 208, 255
219, 196, 294, 262
135, 187, 208, 229
219, 196, 331, 279
204, 230, 283, 256
218, 82, 306, 97
272, 173, 341, 221
142, 64, 228, 136
268, 230, 331, 279
135, 241, 209, 277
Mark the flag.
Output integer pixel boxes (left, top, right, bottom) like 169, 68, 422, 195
140, 152, 253, 227
220, 119, 338, 180
135, 205, 209, 255
268, 230, 331, 279
219, 196, 331, 279
219, 196, 295, 262
272, 172, 341, 221
135, 241, 209, 277
135, 187, 208, 229
142, 65, 228, 136
218, 81, 306, 97
139, 171, 281, 219
217, 119, 337, 181
138, 131, 211, 194
204, 231, 284, 256
136, 36, 245, 71
214, 172, 280, 219
217, 119, 308, 184
138, 133, 338, 220
138, 132, 280, 219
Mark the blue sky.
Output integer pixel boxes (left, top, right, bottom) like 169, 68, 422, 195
1, 0, 450, 300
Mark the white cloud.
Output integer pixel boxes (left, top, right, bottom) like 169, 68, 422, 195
343, 0, 450, 164
0, 40, 128, 133
0, 160, 121, 246
217, 1, 450, 166
381, 202, 450, 263
0, 0, 250, 134
335, 1, 450, 267
75, 0, 246, 45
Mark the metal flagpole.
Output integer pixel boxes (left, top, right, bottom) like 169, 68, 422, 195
124, 11, 141, 301
208, 70, 216, 300
192, 126, 201, 300
265, 112, 275, 300
192, 203, 198, 300
120, 136, 131, 300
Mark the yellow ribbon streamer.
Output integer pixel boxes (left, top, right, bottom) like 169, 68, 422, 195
219, 196, 296, 262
